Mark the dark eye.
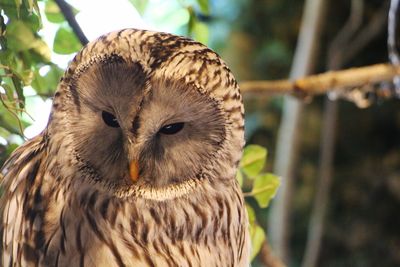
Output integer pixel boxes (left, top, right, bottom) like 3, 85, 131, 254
102, 111, 120, 128
159, 122, 184, 135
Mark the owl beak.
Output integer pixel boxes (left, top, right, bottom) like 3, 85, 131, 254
129, 160, 140, 182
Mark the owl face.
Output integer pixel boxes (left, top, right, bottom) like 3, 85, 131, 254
66, 57, 225, 189
49, 29, 245, 199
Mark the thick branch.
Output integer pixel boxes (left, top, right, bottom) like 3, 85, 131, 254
240, 63, 400, 96
54, 0, 89, 45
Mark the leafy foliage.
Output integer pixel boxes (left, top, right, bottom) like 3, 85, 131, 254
237, 144, 280, 260
0, 0, 82, 165
0, 0, 51, 159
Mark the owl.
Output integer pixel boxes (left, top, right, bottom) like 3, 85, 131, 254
0, 29, 249, 266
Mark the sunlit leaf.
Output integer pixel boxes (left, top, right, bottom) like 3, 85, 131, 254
246, 204, 256, 224
45, 0, 64, 23
31, 39, 51, 62
0, 108, 28, 135
6, 142, 18, 155
21, 9, 41, 32
196, 0, 209, 15
27, 0, 34, 12
1, 83, 14, 102
11, 75, 24, 108
31, 64, 63, 96
236, 170, 243, 187
240, 144, 267, 178
6, 20, 36, 51
128, 0, 148, 15
187, 6, 195, 36
14, 0, 22, 17
0, 126, 11, 139
252, 173, 280, 208
32, 0, 42, 24
19, 69, 34, 85
250, 223, 265, 260
53, 26, 81, 54
192, 21, 208, 44
45, 1, 78, 24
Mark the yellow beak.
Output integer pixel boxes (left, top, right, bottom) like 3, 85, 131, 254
129, 160, 139, 182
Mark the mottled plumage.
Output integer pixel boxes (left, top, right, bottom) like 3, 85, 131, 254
0, 29, 249, 266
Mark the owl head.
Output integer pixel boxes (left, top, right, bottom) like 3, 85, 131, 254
47, 29, 244, 200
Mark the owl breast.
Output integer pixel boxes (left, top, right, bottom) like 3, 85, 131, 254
47, 177, 249, 267
1, 142, 249, 267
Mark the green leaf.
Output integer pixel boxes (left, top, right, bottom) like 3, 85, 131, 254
11, 75, 24, 108
240, 145, 267, 178
0, 126, 12, 139
31, 39, 52, 62
128, 0, 148, 15
45, 0, 64, 23
246, 204, 256, 224
31, 64, 62, 96
6, 20, 36, 51
45, 1, 79, 23
250, 223, 265, 260
32, 0, 42, 24
252, 173, 280, 208
236, 170, 243, 187
53, 26, 81, 54
192, 21, 208, 44
6, 142, 18, 155
1, 83, 14, 102
21, 10, 41, 32
196, 0, 209, 15
27, 0, 34, 12
14, 0, 22, 17
0, 108, 29, 135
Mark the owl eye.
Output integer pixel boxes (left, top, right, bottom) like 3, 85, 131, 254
159, 122, 184, 135
102, 111, 120, 128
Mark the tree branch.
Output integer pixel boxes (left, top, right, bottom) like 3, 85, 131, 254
54, 0, 89, 45
239, 63, 400, 97
259, 237, 286, 267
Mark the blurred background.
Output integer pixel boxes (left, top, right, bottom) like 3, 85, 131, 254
1, 0, 400, 266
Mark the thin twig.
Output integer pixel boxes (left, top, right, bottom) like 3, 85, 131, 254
0, 95, 26, 137
54, 0, 89, 45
